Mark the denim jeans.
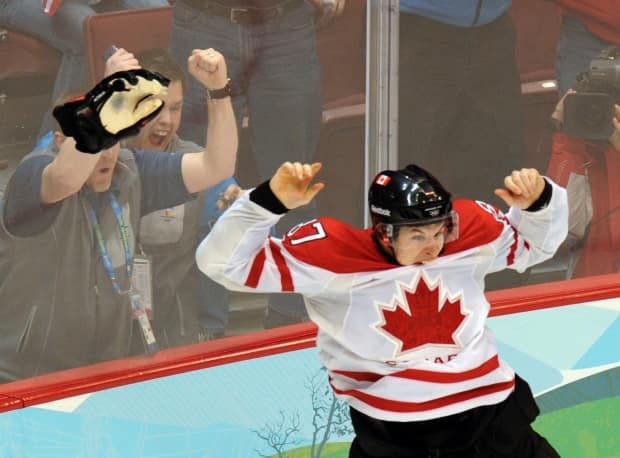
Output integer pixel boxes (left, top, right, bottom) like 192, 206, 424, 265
555, 15, 614, 97
0, 0, 169, 136
170, 0, 322, 231
171, 0, 322, 323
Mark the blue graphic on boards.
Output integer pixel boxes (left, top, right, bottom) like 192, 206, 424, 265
0, 300, 618, 457
574, 315, 620, 368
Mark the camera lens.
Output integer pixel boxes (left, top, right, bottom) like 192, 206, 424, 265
563, 92, 614, 140
582, 103, 606, 127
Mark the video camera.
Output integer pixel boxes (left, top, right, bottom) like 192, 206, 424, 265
563, 46, 620, 141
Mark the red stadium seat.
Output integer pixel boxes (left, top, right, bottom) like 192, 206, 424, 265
0, 28, 60, 152
316, 1, 366, 105
0, 28, 60, 81
510, 0, 561, 83
314, 99, 366, 226
82, 6, 173, 85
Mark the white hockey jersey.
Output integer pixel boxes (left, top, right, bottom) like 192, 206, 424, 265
197, 183, 568, 422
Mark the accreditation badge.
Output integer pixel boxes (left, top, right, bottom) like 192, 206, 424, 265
131, 254, 153, 319
130, 293, 159, 354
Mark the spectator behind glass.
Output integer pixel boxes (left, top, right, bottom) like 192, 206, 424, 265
169, 0, 345, 328
545, 85, 620, 278
0, 0, 170, 138
397, 1, 528, 292
196, 160, 567, 457
0, 49, 237, 383
108, 47, 240, 346
539, 1, 620, 281
398, 1, 524, 205
554, 0, 620, 97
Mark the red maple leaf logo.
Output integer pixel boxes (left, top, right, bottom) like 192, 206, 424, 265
377, 276, 467, 355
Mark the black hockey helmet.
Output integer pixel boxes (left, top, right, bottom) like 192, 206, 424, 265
368, 164, 453, 229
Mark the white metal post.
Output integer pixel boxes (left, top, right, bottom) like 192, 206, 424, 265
364, 0, 399, 226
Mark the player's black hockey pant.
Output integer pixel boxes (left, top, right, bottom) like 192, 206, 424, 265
348, 375, 560, 457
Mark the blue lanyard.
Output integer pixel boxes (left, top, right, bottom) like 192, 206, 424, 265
88, 192, 133, 295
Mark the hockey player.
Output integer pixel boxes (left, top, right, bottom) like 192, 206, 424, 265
196, 161, 567, 457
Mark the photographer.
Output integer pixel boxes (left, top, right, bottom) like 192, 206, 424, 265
545, 45, 620, 278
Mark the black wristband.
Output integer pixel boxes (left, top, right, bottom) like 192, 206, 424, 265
525, 179, 553, 212
206, 79, 232, 100
250, 180, 289, 214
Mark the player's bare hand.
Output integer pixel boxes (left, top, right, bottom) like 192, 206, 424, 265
188, 48, 228, 92
494, 168, 545, 210
270, 162, 325, 210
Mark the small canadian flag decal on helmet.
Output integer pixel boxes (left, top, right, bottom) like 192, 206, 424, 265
375, 174, 391, 186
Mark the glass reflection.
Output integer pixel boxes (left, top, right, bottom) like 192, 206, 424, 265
0, 0, 367, 383
1, 0, 617, 386
397, 0, 620, 290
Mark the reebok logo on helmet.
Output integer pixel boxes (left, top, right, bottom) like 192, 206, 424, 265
426, 206, 442, 217
371, 205, 391, 216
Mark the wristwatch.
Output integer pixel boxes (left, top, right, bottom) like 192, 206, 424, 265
206, 79, 232, 100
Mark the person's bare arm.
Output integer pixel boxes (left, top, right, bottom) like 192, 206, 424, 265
181, 49, 238, 194
40, 136, 101, 204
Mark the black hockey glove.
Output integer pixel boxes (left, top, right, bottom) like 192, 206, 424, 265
52, 69, 170, 154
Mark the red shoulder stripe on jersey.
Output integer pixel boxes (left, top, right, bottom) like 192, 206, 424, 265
442, 200, 506, 255
269, 239, 294, 291
332, 355, 499, 384
505, 219, 519, 266
244, 247, 267, 288
330, 378, 515, 413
